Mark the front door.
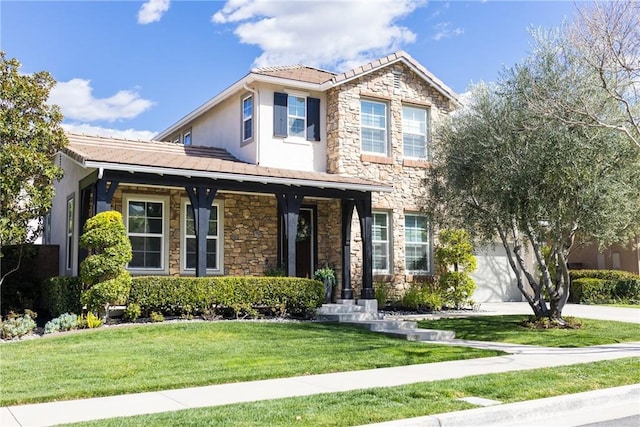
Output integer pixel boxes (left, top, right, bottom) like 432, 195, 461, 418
281, 207, 315, 278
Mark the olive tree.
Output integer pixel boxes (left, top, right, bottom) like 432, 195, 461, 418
428, 32, 640, 321
530, 1, 639, 149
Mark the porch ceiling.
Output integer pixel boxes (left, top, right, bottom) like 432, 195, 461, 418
63, 133, 392, 194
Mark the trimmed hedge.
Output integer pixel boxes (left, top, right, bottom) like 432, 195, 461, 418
128, 276, 325, 318
569, 270, 640, 304
42, 276, 84, 317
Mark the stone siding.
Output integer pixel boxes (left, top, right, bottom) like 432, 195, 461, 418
326, 62, 453, 296
110, 185, 341, 277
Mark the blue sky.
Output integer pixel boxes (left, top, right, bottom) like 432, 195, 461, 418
2, 0, 579, 140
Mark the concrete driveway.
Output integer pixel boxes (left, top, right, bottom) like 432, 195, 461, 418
477, 302, 640, 323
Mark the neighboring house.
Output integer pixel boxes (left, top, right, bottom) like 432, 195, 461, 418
569, 237, 640, 275
49, 51, 522, 303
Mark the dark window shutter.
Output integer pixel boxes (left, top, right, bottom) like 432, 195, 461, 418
274, 92, 288, 137
306, 97, 320, 141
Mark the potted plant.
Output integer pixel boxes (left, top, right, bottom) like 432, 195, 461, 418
314, 264, 337, 303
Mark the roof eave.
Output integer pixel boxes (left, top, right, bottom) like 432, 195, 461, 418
84, 160, 393, 193
153, 74, 327, 142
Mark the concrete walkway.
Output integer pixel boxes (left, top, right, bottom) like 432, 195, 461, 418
1, 304, 638, 427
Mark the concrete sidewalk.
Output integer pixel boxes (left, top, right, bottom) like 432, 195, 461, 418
1, 303, 638, 426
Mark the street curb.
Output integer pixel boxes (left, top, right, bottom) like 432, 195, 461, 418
362, 383, 640, 426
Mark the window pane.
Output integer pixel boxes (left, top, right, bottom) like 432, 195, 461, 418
288, 118, 305, 138
147, 218, 162, 234
130, 236, 145, 251
147, 202, 163, 218
243, 119, 252, 140
288, 96, 305, 116
243, 97, 252, 119
186, 252, 196, 269
146, 236, 161, 252
145, 252, 161, 268
129, 201, 145, 217
130, 252, 144, 268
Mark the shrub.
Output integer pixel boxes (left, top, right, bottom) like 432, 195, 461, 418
569, 270, 640, 304
401, 282, 444, 311
149, 311, 164, 322
0, 311, 37, 340
42, 276, 83, 317
44, 312, 79, 334
374, 282, 391, 307
128, 276, 324, 319
124, 303, 141, 321
440, 271, 476, 308
434, 228, 477, 308
79, 211, 132, 314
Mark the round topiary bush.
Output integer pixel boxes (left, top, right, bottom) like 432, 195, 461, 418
79, 211, 132, 316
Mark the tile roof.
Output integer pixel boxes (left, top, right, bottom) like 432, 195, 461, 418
63, 133, 390, 192
251, 65, 336, 84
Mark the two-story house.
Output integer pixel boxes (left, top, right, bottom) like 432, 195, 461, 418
48, 51, 524, 303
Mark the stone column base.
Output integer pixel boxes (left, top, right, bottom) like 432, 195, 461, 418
357, 299, 378, 313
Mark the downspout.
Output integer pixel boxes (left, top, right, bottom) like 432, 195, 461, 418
243, 84, 260, 165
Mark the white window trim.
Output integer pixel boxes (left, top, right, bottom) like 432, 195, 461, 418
65, 195, 74, 272
286, 94, 307, 142
183, 129, 192, 146
242, 95, 253, 143
404, 213, 432, 274
402, 105, 430, 160
373, 211, 391, 274
123, 194, 170, 275
180, 198, 224, 275
360, 99, 389, 156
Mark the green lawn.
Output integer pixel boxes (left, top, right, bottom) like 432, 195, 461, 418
418, 315, 640, 347
0, 321, 501, 406
68, 357, 640, 427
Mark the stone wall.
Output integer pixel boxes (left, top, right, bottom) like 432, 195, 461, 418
326, 62, 453, 296
110, 185, 342, 277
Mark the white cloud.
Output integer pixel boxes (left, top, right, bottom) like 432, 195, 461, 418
432, 22, 464, 41
49, 78, 155, 122
138, 0, 170, 24
61, 123, 158, 141
212, 0, 425, 71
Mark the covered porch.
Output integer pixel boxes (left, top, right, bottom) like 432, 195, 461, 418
64, 135, 391, 300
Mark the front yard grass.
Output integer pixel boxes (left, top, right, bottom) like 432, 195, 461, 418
418, 315, 640, 347
68, 357, 640, 427
0, 321, 501, 406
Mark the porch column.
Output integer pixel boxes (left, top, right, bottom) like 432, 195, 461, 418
94, 179, 119, 213
340, 199, 355, 300
275, 193, 304, 277
77, 186, 93, 267
355, 194, 374, 299
186, 186, 218, 278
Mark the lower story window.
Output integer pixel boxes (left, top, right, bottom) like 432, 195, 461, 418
126, 197, 167, 271
405, 214, 430, 273
183, 200, 222, 272
373, 211, 390, 273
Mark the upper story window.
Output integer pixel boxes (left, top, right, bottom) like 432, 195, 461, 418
183, 130, 192, 146
242, 95, 253, 142
273, 92, 320, 141
287, 95, 306, 138
402, 105, 429, 159
361, 100, 388, 155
